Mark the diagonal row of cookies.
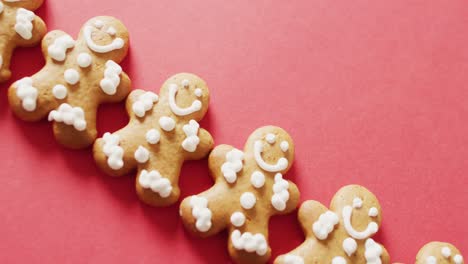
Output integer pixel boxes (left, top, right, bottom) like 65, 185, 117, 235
1, 2, 465, 264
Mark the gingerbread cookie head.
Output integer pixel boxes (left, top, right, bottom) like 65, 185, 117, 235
0, 0, 46, 82
179, 126, 300, 264
275, 185, 390, 264
93, 73, 214, 207
416, 242, 464, 264
8, 16, 130, 149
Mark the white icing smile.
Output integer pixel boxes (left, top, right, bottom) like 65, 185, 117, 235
84, 21, 124, 53
342, 205, 379, 240
253, 140, 288, 172
168, 83, 202, 116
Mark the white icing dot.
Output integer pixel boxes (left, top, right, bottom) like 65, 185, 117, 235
52, 84, 67, 99
250, 171, 265, 188
426, 256, 437, 264
48, 35, 75, 62
132, 91, 159, 117
94, 20, 104, 28
454, 254, 463, 264
240, 192, 256, 209
271, 173, 290, 211
139, 170, 172, 198
64, 69, 80, 85
181, 120, 200, 152
107, 26, 117, 36
343, 237, 357, 256
332, 256, 347, 264
14, 77, 38, 112
159, 116, 176, 131
134, 146, 150, 163
194, 88, 202, 97
353, 197, 363, 208
441, 247, 451, 258
368, 207, 379, 217
77, 52, 92, 68
231, 230, 268, 256
146, 129, 160, 144
102, 133, 124, 170
182, 79, 190, 87
265, 133, 276, 144
365, 238, 383, 264
190, 196, 212, 232
48, 103, 87, 131
312, 210, 339, 240
230, 212, 246, 227
280, 141, 289, 152
221, 149, 244, 183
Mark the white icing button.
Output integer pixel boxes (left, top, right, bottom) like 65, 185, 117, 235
265, 133, 276, 144
280, 141, 289, 152
454, 254, 463, 264
52, 84, 67, 99
146, 129, 160, 144
240, 192, 256, 209
353, 197, 363, 208
77, 52, 92, 68
134, 146, 150, 163
159, 116, 176, 131
230, 212, 246, 227
182, 79, 190, 87
194, 88, 202, 97
441, 247, 451, 258
64, 69, 80, 85
250, 171, 265, 188
332, 256, 347, 264
426, 256, 437, 264
343, 237, 357, 256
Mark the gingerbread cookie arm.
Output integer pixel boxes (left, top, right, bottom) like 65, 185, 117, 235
99, 71, 131, 103
14, 12, 46, 47
0, 40, 14, 82
183, 127, 214, 161
207, 144, 238, 181
52, 105, 97, 149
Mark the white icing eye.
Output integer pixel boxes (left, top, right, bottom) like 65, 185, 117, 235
134, 146, 150, 163
64, 69, 80, 85
454, 254, 463, 264
352, 197, 363, 208
107, 26, 117, 36
230, 212, 246, 227
189, 196, 212, 232
77, 52, 92, 68
265, 133, 276, 144
368, 207, 378, 217
52, 84, 67, 99
280, 141, 289, 152
93, 20, 104, 29
182, 79, 190, 87
240, 192, 256, 209
441, 247, 451, 258
194, 88, 202, 97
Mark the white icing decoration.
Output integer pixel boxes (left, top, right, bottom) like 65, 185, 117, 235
182, 120, 200, 152
240, 192, 256, 209
134, 146, 150, 163
280, 141, 289, 152
93, 20, 104, 29
250, 171, 265, 188
284, 255, 304, 264
194, 88, 202, 97
254, 140, 288, 172
353, 197, 363, 208
271, 173, 290, 211
107, 26, 116, 36
182, 79, 190, 87
189, 196, 212, 232
15, 8, 34, 40
48, 103, 87, 131
0, 2, 3, 14
102, 132, 124, 170
312, 210, 339, 240
441, 247, 451, 258
343, 237, 357, 256
426, 256, 437, 264
454, 254, 463, 264
52, 84, 67, 99
332, 256, 347, 264
100, 60, 122, 95
48, 35, 75, 62
83, 25, 124, 53
64, 69, 80, 85
77, 52, 92, 68
168, 83, 202, 116
146, 129, 160, 145
220, 148, 244, 183
159, 116, 175, 131
14, 77, 37, 111
0, 55, 3, 70
132, 91, 158, 117
230, 212, 245, 227
342, 205, 379, 240
231, 230, 268, 256
265, 133, 276, 144
365, 238, 382, 264
368, 207, 379, 217
138, 169, 172, 198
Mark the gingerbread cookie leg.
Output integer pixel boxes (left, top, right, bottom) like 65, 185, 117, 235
416, 242, 464, 264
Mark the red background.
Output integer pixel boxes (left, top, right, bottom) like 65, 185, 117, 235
1, 0, 467, 263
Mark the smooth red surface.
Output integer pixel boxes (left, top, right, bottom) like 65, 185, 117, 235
0, 0, 467, 263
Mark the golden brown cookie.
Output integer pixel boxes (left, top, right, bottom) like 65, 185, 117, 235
93, 73, 214, 206
0, 0, 46, 82
275, 185, 390, 264
416, 242, 464, 264
8, 16, 130, 149
179, 126, 300, 264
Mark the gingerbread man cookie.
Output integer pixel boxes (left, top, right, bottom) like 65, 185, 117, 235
93, 73, 214, 206
416, 242, 464, 264
275, 185, 390, 264
179, 126, 300, 264
0, 0, 46, 82
8, 16, 130, 149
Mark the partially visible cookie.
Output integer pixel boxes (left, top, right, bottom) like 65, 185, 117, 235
416, 242, 464, 264
8, 16, 130, 149
179, 126, 300, 264
0, 0, 46, 82
275, 185, 390, 264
